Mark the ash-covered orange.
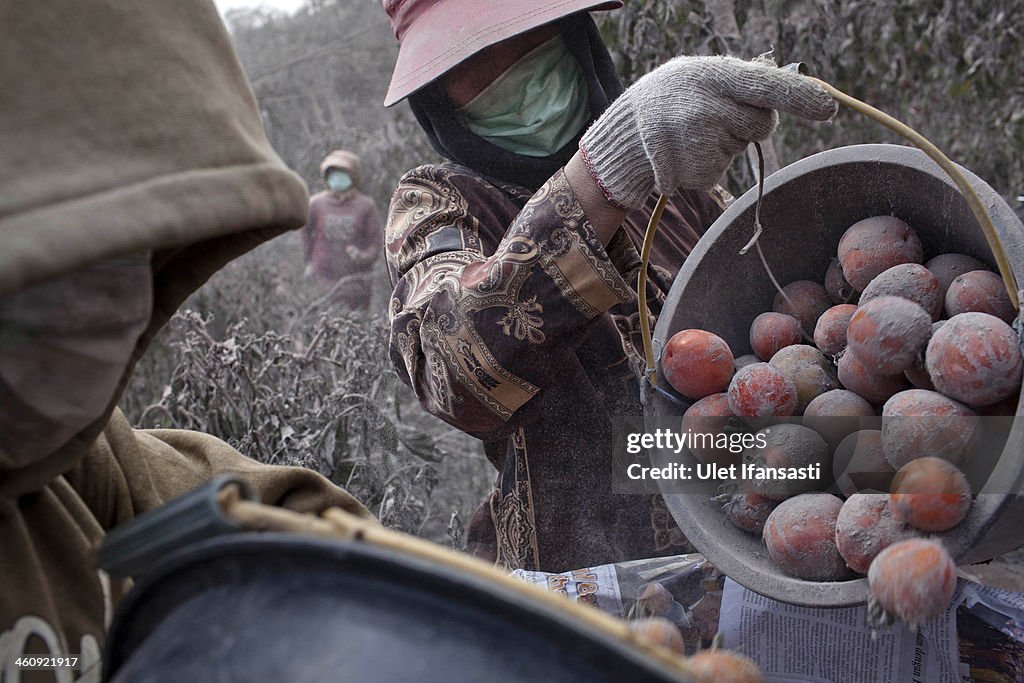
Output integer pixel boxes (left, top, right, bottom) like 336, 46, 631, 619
763, 493, 852, 581
837, 350, 910, 405
768, 345, 840, 414
682, 393, 737, 465
868, 538, 957, 627
846, 296, 931, 374
743, 424, 829, 501
881, 389, 978, 469
773, 280, 832, 334
926, 253, 990, 302
945, 270, 1016, 323
890, 456, 972, 532
805, 389, 875, 454
662, 329, 735, 400
926, 312, 1023, 406
688, 650, 765, 683
837, 216, 923, 292
724, 490, 779, 534
813, 304, 857, 356
727, 362, 798, 423
835, 493, 914, 575
859, 263, 942, 320
833, 429, 895, 497
749, 311, 802, 361
825, 258, 858, 304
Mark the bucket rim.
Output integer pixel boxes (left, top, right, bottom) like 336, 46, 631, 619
103, 532, 694, 682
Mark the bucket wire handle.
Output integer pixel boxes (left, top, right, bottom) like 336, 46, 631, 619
637, 72, 1021, 386
807, 75, 1020, 311
639, 194, 668, 388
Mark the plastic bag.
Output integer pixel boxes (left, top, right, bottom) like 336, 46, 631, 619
511, 554, 724, 653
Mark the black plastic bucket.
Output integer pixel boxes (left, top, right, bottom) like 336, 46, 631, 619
647, 143, 1024, 607
103, 534, 694, 683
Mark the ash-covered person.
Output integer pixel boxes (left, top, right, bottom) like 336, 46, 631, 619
380, 0, 836, 572
303, 150, 383, 310
0, 1, 371, 677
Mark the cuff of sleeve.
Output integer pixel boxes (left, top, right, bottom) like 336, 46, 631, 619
537, 170, 637, 317
578, 144, 630, 212
578, 102, 656, 211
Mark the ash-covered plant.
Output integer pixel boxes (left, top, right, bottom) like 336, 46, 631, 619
125, 231, 491, 541
137, 309, 446, 533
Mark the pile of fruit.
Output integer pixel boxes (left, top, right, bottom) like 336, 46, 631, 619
628, 617, 765, 683
661, 215, 1023, 627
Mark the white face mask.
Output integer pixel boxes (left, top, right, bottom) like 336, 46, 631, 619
0, 254, 152, 468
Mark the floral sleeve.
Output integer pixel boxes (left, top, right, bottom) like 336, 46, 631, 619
385, 164, 637, 437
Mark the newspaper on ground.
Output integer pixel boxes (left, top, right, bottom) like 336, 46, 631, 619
511, 555, 1024, 680
720, 577, 1024, 683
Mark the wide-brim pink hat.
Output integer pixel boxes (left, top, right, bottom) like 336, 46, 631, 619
382, 0, 622, 107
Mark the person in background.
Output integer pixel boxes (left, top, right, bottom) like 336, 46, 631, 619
303, 150, 383, 311
379, 0, 836, 572
1, 2, 370, 679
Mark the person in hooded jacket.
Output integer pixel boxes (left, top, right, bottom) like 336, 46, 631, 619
380, 0, 837, 572
303, 150, 383, 310
0, 3, 370, 680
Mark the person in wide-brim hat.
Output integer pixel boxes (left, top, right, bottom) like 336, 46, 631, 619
378, 0, 837, 572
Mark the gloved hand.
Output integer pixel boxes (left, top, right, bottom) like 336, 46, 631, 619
579, 55, 837, 211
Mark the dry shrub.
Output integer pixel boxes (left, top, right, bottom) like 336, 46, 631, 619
124, 233, 491, 543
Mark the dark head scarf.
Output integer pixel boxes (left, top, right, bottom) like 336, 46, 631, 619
407, 13, 623, 191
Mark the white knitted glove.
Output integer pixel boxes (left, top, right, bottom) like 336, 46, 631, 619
580, 55, 837, 210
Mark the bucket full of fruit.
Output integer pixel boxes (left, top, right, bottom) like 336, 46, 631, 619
644, 141, 1024, 616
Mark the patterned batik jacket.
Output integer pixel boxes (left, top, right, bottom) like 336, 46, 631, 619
386, 162, 724, 572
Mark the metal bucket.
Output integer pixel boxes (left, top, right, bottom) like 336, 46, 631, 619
102, 534, 695, 683
647, 143, 1024, 607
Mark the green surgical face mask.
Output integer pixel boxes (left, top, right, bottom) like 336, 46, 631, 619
456, 35, 589, 158
326, 169, 353, 192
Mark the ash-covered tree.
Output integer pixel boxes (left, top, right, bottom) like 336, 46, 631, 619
598, 0, 1023, 203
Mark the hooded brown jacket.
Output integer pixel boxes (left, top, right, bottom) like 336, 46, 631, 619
0, 3, 369, 679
